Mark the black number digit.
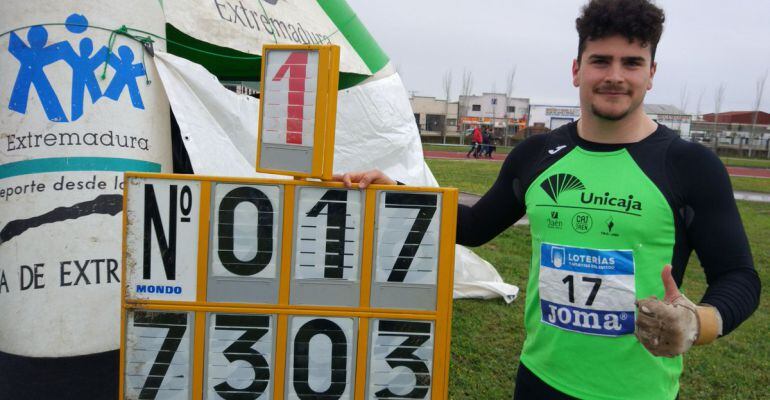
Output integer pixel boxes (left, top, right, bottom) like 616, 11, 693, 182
383, 193, 437, 282
375, 321, 431, 399
582, 277, 602, 306
305, 189, 349, 279
218, 187, 273, 276
293, 319, 348, 399
562, 275, 575, 303
213, 315, 271, 400
143, 184, 177, 280
133, 311, 188, 400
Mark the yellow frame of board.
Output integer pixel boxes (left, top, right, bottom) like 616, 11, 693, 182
119, 172, 457, 399
255, 44, 340, 180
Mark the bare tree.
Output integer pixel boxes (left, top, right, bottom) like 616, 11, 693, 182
459, 69, 474, 144
712, 83, 726, 151
695, 89, 705, 120
441, 70, 453, 144
679, 83, 689, 114
504, 67, 517, 145
750, 70, 768, 158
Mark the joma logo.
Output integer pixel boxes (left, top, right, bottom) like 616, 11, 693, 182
545, 304, 623, 331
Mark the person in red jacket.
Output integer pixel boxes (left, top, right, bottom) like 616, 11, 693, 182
466, 125, 483, 158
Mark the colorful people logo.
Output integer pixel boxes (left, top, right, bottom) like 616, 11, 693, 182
8, 13, 147, 122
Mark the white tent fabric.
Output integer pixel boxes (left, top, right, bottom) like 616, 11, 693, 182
153, 51, 519, 302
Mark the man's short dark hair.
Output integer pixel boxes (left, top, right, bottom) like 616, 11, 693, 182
576, 0, 665, 62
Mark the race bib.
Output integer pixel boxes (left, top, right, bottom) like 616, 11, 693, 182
539, 243, 635, 336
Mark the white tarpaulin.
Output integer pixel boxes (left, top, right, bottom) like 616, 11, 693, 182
163, 0, 372, 75
153, 51, 519, 302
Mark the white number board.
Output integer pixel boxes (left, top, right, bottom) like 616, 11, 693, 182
206, 314, 275, 399
121, 174, 459, 399
375, 192, 441, 285
262, 50, 319, 147
368, 319, 434, 399
210, 184, 281, 279
287, 316, 355, 400
294, 187, 362, 281
126, 179, 200, 301
124, 310, 194, 399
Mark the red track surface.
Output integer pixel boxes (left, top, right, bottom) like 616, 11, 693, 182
423, 150, 770, 179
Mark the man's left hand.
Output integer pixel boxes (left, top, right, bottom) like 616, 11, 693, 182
635, 265, 700, 357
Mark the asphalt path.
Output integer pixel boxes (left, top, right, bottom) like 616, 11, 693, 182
424, 150, 770, 179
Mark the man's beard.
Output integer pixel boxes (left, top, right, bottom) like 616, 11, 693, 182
591, 102, 632, 121
590, 86, 640, 121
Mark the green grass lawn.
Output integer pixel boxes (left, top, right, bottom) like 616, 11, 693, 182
423, 143, 515, 154
428, 159, 769, 399
427, 158, 770, 195
721, 156, 770, 169
425, 144, 770, 170
731, 176, 770, 194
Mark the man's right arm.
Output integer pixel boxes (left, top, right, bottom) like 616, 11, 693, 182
457, 135, 549, 246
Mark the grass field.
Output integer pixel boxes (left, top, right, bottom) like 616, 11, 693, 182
721, 156, 770, 169
424, 144, 770, 170
426, 158, 770, 195
731, 176, 770, 194
423, 143, 515, 154
428, 159, 769, 399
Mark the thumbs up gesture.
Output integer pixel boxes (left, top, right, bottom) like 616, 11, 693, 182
635, 265, 701, 357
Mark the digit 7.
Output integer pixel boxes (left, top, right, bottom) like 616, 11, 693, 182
133, 311, 188, 400
384, 193, 437, 282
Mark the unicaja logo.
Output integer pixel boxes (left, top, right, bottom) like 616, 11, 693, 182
7, 13, 148, 123
540, 174, 585, 204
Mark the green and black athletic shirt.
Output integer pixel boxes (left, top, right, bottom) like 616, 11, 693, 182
457, 122, 760, 400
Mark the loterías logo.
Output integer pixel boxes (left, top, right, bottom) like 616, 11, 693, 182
7, 13, 148, 123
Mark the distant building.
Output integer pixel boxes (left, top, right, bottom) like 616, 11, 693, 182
703, 111, 770, 125
527, 104, 692, 138
528, 105, 580, 131
458, 93, 529, 141
409, 96, 459, 139
691, 111, 770, 155
645, 104, 692, 139
221, 80, 260, 97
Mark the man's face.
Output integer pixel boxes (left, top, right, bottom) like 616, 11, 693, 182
572, 35, 657, 121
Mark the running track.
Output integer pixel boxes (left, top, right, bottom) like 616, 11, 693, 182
423, 150, 770, 179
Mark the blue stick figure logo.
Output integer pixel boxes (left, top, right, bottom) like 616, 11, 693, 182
7, 13, 147, 123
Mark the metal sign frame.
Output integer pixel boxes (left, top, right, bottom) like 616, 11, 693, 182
119, 172, 457, 399
256, 44, 340, 180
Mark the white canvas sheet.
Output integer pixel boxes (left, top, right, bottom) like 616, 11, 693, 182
153, 51, 519, 302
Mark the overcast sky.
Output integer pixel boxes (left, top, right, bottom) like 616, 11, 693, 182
346, 0, 770, 114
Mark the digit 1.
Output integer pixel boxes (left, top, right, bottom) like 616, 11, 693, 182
384, 193, 437, 282
272, 52, 308, 145
293, 319, 347, 399
305, 190, 349, 279
217, 187, 274, 276
143, 184, 177, 280
562, 275, 575, 303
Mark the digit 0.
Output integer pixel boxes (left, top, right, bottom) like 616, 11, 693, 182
217, 187, 274, 276
292, 318, 349, 399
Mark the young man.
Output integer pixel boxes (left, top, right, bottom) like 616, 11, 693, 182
335, 0, 761, 398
